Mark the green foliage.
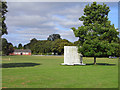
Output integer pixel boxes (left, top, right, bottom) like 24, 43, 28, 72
71, 2, 119, 64
47, 34, 61, 41
51, 39, 74, 55
24, 38, 38, 49
2, 38, 14, 55
116, 38, 120, 57
18, 43, 23, 49
0, 0, 8, 37
74, 40, 81, 46
13, 46, 17, 49
2, 38, 8, 55
31, 40, 53, 54
79, 2, 110, 25
71, 26, 88, 44
78, 38, 119, 57
24, 37, 74, 55
7, 43, 14, 54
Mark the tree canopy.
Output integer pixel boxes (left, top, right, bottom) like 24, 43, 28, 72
71, 2, 119, 64
23, 35, 74, 55
0, 0, 8, 37
2, 38, 14, 55
18, 43, 23, 49
51, 39, 74, 55
47, 34, 61, 41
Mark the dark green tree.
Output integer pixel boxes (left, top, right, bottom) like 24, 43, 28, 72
2, 38, 8, 55
14, 46, 17, 49
52, 39, 74, 55
8, 43, 14, 54
23, 45, 28, 49
71, 2, 119, 64
30, 40, 52, 55
47, 34, 61, 41
0, 0, 8, 37
2, 38, 14, 55
24, 38, 38, 49
30, 38, 38, 44
18, 43, 23, 49
116, 38, 120, 57
74, 40, 81, 46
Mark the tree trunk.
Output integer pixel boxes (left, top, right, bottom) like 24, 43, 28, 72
94, 57, 96, 65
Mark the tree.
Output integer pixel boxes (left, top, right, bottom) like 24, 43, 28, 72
74, 40, 82, 46
30, 40, 53, 54
23, 38, 38, 49
30, 38, 38, 44
0, 1, 8, 55
0, 0, 8, 37
18, 43, 22, 49
47, 34, 61, 41
52, 39, 74, 55
71, 2, 119, 64
116, 38, 120, 57
23, 45, 28, 49
2, 38, 8, 55
23, 36, 74, 55
7, 43, 14, 54
2, 38, 14, 55
14, 46, 17, 49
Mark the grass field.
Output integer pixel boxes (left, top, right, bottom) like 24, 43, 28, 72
2, 56, 118, 88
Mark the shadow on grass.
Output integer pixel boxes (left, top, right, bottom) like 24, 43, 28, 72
86, 63, 116, 66
1, 63, 41, 68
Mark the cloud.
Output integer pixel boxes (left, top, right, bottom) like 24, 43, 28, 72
7, 15, 47, 27
17, 27, 57, 35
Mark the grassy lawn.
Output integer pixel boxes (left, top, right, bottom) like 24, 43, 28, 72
2, 56, 118, 88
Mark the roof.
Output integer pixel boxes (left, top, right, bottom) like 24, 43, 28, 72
14, 49, 31, 52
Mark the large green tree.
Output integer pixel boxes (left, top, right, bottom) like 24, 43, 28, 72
47, 34, 61, 41
2, 38, 14, 55
116, 38, 120, 57
0, 0, 8, 55
24, 38, 38, 49
2, 38, 8, 55
52, 39, 74, 55
18, 43, 23, 49
7, 42, 14, 54
31, 40, 52, 54
71, 2, 119, 64
0, 0, 8, 37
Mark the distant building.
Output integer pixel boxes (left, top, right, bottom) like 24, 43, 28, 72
9, 49, 31, 55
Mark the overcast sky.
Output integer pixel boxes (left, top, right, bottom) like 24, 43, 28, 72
2, 2, 118, 46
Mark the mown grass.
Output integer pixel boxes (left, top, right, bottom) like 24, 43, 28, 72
2, 56, 118, 88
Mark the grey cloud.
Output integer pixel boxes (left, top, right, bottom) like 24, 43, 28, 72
17, 27, 57, 35
7, 15, 47, 27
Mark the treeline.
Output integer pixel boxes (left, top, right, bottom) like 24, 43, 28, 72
2, 34, 78, 55
2, 33, 119, 56
23, 38, 75, 55
1, 37, 120, 56
2, 38, 26, 56
22, 34, 76, 55
23, 34, 75, 55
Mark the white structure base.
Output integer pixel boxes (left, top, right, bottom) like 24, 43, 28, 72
61, 63, 86, 65
62, 46, 86, 66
